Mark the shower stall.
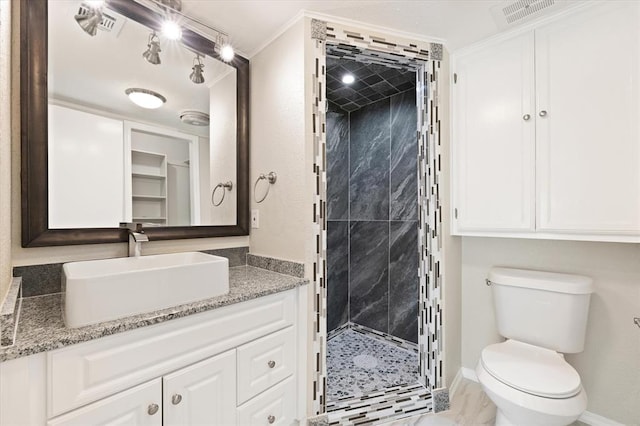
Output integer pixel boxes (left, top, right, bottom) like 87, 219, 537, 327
325, 51, 421, 402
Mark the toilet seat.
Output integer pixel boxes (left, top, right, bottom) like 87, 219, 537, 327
480, 340, 581, 399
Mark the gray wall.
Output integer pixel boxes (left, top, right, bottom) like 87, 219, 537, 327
326, 90, 419, 343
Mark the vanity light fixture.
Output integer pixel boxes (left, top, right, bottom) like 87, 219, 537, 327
125, 88, 166, 109
190, 55, 205, 84
342, 74, 355, 84
142, 32, 162, 65
74, 1, 104, 36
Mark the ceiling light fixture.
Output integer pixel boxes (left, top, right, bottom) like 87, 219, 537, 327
342, 74, 355, 84
219, 44, 235, 62
190, 54, 205, 84
74, 1, 104, 36
161, 19, 182, 40
142, 31, 162, 65
125, 88, 166, 109
180, 110, 210, 126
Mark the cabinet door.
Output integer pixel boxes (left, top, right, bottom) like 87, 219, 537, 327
236, 377, 297, 426
163, 349, 236, 426
47, 379, 161, 426
535, 2, 640, 235
452, 32, 536, 233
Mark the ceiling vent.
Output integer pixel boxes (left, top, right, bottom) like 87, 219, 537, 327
76, 4, 126, 36
490, 0, 570, 30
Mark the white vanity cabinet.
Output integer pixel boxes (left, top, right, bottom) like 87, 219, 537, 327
452, 1, 640, 242
0, 289, 305, 426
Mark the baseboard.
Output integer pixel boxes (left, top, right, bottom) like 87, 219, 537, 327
453, 367, 622, 426
578, 411, 624, 426
459, 366, 478, 382
449, 368, 464, 398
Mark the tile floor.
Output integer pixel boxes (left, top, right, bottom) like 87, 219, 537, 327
327, 329, 420, 400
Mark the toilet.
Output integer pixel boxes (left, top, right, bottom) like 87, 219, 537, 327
476, 267, 594, 426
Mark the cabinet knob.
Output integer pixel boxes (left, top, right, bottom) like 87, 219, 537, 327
147, 403, 159, 416
522, 114, 531, 121
268, 415, 276, 424
172, 394, 182, 405
539, 110, 547, 117
268, 360, 276, 368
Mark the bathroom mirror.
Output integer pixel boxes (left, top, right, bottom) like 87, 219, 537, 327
20, 0, 249, 247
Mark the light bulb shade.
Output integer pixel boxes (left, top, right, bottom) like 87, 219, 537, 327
125, 88, 166, 109
74, 9, 103, 36
143, 40, 162, 65
190, 64, 205, 84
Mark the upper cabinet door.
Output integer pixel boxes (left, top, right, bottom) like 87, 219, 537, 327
163, 350, 236, 426
535, 2, 640, 235
453, 32, 536, 233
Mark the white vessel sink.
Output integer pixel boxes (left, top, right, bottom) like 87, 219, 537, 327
63, 252, 229, 328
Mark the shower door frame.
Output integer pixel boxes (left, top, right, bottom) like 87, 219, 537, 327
308, 19, 445, 416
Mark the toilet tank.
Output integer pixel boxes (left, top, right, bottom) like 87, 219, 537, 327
488, 267, 594, 353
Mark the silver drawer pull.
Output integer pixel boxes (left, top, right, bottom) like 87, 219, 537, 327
539, 110, 547, 117
172, 394, 182, 405
268, 415, 276, 424
268, 360, 276, 368
148, 403, 159, 415
522, 114, 530, 121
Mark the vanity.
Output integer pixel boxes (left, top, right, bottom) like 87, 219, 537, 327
0, 265, 308, 425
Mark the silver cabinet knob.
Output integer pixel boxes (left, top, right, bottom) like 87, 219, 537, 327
172, 394, 182, 405
522, 114, 531, 121
539, 110, 547, 117
147, 403, 159, 416
268, 360, 276, 368
268, 415, 276, 424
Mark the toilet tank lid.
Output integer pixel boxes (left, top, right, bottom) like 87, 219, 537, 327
488, 267, 594, 295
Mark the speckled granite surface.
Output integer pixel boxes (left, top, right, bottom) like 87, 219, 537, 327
0, 266, 307, 362
247, 254, 305, 278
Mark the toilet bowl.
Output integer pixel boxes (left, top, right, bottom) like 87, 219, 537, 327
476, 340, 587, 426
477, 268, 594, 426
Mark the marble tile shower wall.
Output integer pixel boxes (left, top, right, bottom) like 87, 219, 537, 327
327, 89, 418, 343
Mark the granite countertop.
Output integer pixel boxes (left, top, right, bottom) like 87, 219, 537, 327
0, 266, 307, 362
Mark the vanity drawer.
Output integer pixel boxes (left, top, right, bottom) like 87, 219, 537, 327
237, 326, 295, 404
48, 290, 295, 418
236, 377, 297, 426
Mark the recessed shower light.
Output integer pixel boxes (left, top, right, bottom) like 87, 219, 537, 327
342, 74, 355, 84
125, 88, 166, 109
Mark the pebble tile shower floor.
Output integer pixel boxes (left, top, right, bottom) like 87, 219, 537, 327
327, 329, 419, 400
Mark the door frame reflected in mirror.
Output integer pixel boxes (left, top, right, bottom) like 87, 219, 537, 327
20, 0, 249, 247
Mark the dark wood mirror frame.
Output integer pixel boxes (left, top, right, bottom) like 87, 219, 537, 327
20, 0, 250, 247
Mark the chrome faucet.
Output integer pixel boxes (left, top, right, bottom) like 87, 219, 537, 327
120, 223, 149, 257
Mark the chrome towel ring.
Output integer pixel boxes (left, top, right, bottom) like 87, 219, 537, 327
254, 172, 277, 203
211, 181, 233, 206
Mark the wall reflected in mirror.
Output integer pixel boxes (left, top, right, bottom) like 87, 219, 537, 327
47, 0, 237, 228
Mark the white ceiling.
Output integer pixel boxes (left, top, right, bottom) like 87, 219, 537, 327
179, 0, 587, 55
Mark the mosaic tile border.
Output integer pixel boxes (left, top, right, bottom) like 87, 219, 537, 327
246, 254, 305, 278
0, 277, 21, 347
309, 18, 445, 415
326, 383, 432, 425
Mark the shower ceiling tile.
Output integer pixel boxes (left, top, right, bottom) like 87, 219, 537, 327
326, 54, 416, 112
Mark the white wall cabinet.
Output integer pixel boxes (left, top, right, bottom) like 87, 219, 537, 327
0, 289, 305, 426
452, 1, 640, 242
